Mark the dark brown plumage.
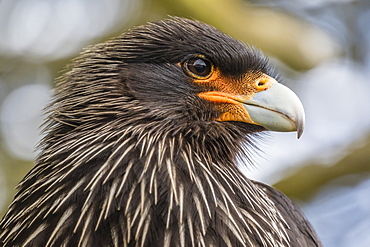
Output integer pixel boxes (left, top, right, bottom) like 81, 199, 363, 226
0, 17, 321, 246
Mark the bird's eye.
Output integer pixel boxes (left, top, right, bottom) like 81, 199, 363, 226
183, 56, 213, 79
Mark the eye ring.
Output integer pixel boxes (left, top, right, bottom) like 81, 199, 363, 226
182, 55, 214, 79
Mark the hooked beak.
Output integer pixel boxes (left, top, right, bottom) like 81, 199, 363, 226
198, 76, 305, 138
242, 78, 305, 138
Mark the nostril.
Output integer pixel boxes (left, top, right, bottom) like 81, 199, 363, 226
257, 78, 267, 87
256, 77, 272, 91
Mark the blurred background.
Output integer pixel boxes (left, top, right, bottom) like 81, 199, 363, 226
0, 0, 369, 246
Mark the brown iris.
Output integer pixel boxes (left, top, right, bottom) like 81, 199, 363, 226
183, 55, 213, 79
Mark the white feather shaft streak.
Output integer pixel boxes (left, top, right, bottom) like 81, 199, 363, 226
23, 224, 46, 247
85, 137, 132, 190
193, 175, 212, 218
193, 194, 206, 235
45, 206, 75, 246
53, 177, 86, 213
104, 178, 119, 219
187, 212, 195, 246
140, 215, 151, 247
166, 158, 179, 204
135, 200, 151, 240
102, 142, 135, 185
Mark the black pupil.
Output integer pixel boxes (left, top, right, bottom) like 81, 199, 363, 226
187, 57, 211, 77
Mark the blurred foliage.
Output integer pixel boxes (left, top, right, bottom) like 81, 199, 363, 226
275, 136, 370, 201
0, 144, 32, 216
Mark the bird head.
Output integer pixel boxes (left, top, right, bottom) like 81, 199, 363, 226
53, 17, 304, 140
1, 18, 314, 247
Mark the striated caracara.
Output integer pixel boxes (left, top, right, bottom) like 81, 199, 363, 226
0, 17, 321, 246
